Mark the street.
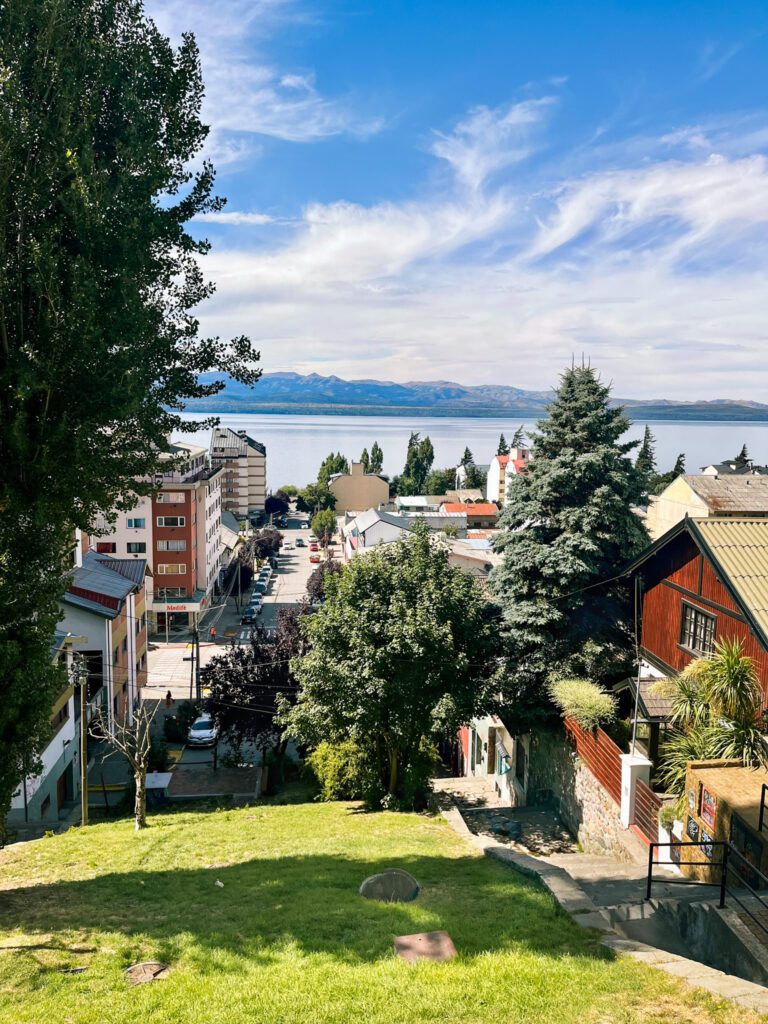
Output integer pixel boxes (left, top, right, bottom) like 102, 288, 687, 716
143, 512, 318, 702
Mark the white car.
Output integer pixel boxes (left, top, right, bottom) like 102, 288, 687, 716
187, 715, 219, 747
283, 541, 293, 549
300, 522, 309, 529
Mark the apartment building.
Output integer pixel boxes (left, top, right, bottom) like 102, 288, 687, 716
91, 441, 223, 630
209, 426, 267, 519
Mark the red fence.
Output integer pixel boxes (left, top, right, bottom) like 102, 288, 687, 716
564, 718, 622, 805
631, 778, 662, 846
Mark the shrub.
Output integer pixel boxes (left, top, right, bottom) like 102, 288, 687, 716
147, 738, 171, 773
548, 678, 617, 730
658, 804, 677, 831
163, 700, 200, 743
305, 740, 380, 803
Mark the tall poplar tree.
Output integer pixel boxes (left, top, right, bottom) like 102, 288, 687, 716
490, 365, 648, 732
369, 441, 384, 475
0, 0, 259, 825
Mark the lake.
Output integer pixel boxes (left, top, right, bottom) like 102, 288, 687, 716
178, 412, 768, 490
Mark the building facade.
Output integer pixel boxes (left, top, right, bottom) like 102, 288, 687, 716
646, 474, 768, 541
329, 462, 389, 513
209, 426, 267, 519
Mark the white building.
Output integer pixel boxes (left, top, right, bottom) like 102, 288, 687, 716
342, 508, 412, 559
209, 427, 267, 519
486, 448, 531, 505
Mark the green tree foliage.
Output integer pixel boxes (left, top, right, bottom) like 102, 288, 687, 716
251, 528, 283, 561
734, 444, 750, 467
369, 441, 384, 475
285, 525, 501, 807
360, 448, 370, 473
634, 426, 657, 501
0, 0, 259, 823
317, 452, 349, 488
296, 483, 336, 514
655, 639, 767, 800
460, 447, 474, 467
393, 433, 435, 495
653, 453, 686, 494
311, 509, 336, 547
306, 559, 343, 605
423, 468, 456, 495
490, 365, 648, 732
204, 608, 307, 776
548, 678, 617, 730
458, 447, 486, 490
497, 434, 510, 456
265, 494, 289, 517
277, 485, 298, 498
510, 426, 527, 450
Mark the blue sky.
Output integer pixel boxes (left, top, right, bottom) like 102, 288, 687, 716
149, 0, 768, 399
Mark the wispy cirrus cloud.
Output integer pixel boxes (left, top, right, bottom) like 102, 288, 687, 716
192, 94, 768, 400
195, 211, 277, 226
147, 0, 383, 163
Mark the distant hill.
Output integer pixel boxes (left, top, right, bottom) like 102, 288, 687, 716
188, 371, 768, 421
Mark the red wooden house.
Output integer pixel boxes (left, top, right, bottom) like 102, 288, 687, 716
627, 517, 768, 705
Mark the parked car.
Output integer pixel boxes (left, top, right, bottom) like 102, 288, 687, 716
187, 715, 219, 747
309, 553, 321, 563
254, 581, 268, 594
283, 541, 293, 550
295, 538, 306, 547
309, 543, 319, 552
249, 595, 263, 611
300, 522, 309, 530
240, 609, 259, 625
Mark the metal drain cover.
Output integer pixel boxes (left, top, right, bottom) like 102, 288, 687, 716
125, 961, 171, 985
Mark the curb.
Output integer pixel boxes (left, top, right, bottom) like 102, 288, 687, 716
436, 795, 768, 1012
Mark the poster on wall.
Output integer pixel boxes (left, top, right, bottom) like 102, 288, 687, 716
686, 816, 700, 843
701, 787, 717, 829
700, 828, 714, 860
687, 789, 696, 812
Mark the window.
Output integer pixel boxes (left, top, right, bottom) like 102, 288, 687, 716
51, 702, 70, 731
157, 587, 186, 599
157, 539, 186, 551
96, 542, 116, 553
127, 542, 146, 554
157, 563, 187, 575
127, 517, 146, 529
157, 516, 185, 527
122, 636, 128, 653
680, 603, 716, 656
157, 491, 185, 504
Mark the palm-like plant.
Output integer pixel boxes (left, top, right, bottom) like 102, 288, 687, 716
656, 638, 767, 802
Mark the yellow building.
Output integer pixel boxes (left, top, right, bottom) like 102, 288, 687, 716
328, 462, 389, 513
646, 474, 768, 540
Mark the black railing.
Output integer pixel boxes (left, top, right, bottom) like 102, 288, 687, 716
758, 783, 768, 832
647, 840, 768, 939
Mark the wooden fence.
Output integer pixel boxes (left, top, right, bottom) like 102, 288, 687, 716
631, 778, 662, 846
564, 718, 622, 805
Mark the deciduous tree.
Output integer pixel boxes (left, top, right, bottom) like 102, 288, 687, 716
285, 525, 502, 807
311, 509, 336, 547
369, 441, 384, 475
0, 0, 259, 820
317, 452, 349, 488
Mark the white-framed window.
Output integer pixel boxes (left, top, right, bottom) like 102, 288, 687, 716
127, 517, 146, 529
679, 603, 716, 656
157, 516, 185, 527
157, 563, 187, 575
157, 492, 185, 504
157, 587, 186, 599
157, 539, 187, 551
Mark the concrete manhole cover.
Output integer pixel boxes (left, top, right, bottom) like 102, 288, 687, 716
359, 869, 420, 903
394, 930, 457, 963
124, 961, 171, 985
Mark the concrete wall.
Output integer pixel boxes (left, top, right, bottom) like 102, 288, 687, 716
528, 728, 636, 862
330, 463, 389, 513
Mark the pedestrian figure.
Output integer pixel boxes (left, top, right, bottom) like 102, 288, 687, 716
209, 626, 216, 643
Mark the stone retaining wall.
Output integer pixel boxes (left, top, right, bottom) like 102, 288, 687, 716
528, 727, 635, 863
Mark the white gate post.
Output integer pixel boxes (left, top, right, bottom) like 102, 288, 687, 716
620, 753, 652, 827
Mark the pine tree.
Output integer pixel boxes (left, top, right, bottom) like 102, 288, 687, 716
460, 447, 474, 467
497, 434, 510, 456
734, 444, 750, 467
653, 453, 686, 494
397, 433, 434, 494
634, 426, 657, 500
490, 365, 648, 732
360, 448, 370, 473
510, 426, 526, 450
369, 441, 384, 475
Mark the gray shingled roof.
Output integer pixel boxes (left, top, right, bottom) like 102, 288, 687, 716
684, 474, 768, 513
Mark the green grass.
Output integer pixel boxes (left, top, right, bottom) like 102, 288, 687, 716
0, 798, 761, 1024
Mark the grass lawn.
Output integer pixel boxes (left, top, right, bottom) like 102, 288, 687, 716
0, 798, 763, 1024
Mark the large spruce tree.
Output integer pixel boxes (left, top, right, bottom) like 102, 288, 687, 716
634, 425, 657, 501
0, 0, 259, 825
490, 365, 648, 732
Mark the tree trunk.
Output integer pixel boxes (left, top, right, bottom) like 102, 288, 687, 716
134, 770, 147, 830
388, 749, 398, 797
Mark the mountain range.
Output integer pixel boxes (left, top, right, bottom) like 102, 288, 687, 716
190, 372, 768, 421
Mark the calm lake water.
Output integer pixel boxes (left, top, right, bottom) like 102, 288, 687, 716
178, 412, 768, 490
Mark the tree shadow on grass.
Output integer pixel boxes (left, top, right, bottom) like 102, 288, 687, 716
0, 851, 611, 975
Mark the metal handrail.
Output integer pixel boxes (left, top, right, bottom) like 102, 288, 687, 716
647, 839, 768, 937
759, 783, 768, 832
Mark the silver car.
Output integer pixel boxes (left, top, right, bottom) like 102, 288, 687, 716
187, 715, 219, 747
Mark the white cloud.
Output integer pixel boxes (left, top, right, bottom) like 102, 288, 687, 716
195, 211, 276, 226
147, 0, 382, 151
185, 96, 768, 401
431, 98, 556, 191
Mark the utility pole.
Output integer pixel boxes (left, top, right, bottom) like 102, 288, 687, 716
75, 656, 89, 826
